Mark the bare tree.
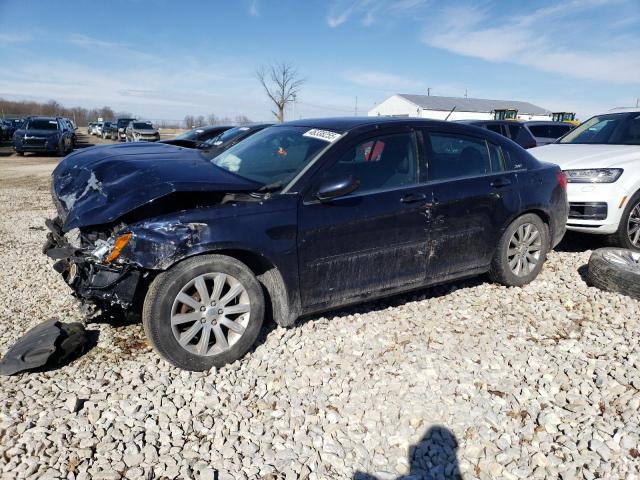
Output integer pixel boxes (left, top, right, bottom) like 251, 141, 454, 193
234, 115, 252, 125
256, 62, 305, 123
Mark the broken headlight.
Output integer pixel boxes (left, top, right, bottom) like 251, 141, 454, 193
91, 233, 132, 263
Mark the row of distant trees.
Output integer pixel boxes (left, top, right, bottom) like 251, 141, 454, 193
183, 114, 253, 129
0, 98, 255, 128
0, 98, 130, 127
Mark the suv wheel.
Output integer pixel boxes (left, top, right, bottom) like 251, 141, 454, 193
611, 192, 640, 251
142, 254, 265, 371
489, 213, 549, 286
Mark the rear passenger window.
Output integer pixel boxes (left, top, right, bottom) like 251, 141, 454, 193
319, 132, 418, 195
487, 143, 506, 172
427, 133, 490, 181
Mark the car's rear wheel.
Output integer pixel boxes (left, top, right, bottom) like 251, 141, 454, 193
489, 213, 549, 286
142, 254, 265, 371
611, 192, 640, 251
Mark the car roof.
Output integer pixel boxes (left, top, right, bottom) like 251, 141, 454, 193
608, 107, 640, 114
522, 121, 573, 126
283, 116, 467, 133
27, 116, 58, 121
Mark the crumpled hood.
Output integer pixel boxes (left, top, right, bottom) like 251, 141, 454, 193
52, 142, 261, 231
529, 144, 640, 169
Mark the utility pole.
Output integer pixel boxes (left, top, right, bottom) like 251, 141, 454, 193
427, 88, 431, 96
464, 89, 468, 98
354, 96, 358, 116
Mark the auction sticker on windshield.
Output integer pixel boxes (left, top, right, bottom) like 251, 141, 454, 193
303, 129, 341, 143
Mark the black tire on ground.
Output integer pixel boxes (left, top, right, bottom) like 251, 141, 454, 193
16, 151, 24, 156
488, 213, 549, 287
57, 141, 65, 156
142, 254, 265, 371
610, 191, 640, 251
586, 248, 640, 300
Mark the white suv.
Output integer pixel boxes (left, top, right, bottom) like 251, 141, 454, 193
530, 108, 640, 250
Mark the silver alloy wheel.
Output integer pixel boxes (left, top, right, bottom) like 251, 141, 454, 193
507, 223, 542, 277
170, 273, 250, 356
627, 202, 640, 247
602, 248, 640, 270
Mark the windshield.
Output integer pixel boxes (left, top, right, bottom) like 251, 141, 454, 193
133, 122, 153, 129
210, 126, 337, 186
559, 113, 640, 145
26, 119, 59, 131
174, 128, 203, 140
205, 126, 252, 146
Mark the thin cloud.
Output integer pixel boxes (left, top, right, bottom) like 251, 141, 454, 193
343, 70, 425, 91
248, 0, 259, 17
421, 1, 640, 85
0, 32, 33, 43
327, 0, 428, 28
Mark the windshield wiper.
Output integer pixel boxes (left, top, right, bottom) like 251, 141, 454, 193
255, 180, 284, 194
256, 180, 284, 193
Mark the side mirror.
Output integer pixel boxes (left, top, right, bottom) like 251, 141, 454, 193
315, 175, 360, 201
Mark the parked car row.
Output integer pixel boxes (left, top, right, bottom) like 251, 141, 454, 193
12, 116, 77, 156
88, 118, 161, 142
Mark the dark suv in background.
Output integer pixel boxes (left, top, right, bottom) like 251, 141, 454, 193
459, 120, 574, 149
13, 117, 74, 156
45, 117, 567, 370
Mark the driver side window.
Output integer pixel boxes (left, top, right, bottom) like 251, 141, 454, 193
318, 132, 418, 196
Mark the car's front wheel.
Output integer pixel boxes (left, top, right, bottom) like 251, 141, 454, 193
612, 192, 640, 251
489, 213, 549, 286
142, 254, 265, 371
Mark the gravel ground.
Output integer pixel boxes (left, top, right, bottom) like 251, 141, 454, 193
0, 136, 639, 479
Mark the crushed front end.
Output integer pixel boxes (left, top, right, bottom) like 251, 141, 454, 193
43, 217, 141, 308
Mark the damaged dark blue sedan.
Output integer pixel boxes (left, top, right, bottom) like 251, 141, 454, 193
45, 118, 568, 370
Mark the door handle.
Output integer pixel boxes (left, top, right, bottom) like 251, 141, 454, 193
400, 193, 428, 203
491, 178, 512, 188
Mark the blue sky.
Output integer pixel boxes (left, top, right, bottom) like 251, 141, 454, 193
0, 0, 638, 122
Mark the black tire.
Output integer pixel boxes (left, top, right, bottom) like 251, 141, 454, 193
489, 213, 549, 286
142, 254, 265, 371
57, 141, 65, 156
610, 191, 640, 251
586, 248, 640, 299
16, 151, 24, 156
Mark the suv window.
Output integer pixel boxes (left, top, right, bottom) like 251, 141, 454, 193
507, 124, 521, 139
427, 132, 491, 180
319, 132, 418, 195
528, 124, 572, 139
485, 124, 504, 135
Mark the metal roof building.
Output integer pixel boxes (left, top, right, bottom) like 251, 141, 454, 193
368, 94, 552, 121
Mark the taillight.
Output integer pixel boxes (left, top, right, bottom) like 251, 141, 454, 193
557, 171, 567, 190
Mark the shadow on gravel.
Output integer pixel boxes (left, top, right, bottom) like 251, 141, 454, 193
577, 264, 590, 284
353, 425, 462, 480
88, 306, 141, 328
555, 231, 609, 253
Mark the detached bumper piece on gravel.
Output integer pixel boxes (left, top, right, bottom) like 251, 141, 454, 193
0, 319, 87, 376
587, 248, 640, 300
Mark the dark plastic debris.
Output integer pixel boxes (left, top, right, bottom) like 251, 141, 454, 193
0, 319, 88, 375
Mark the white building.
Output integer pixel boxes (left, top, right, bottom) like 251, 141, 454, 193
368, 94, 552, 121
